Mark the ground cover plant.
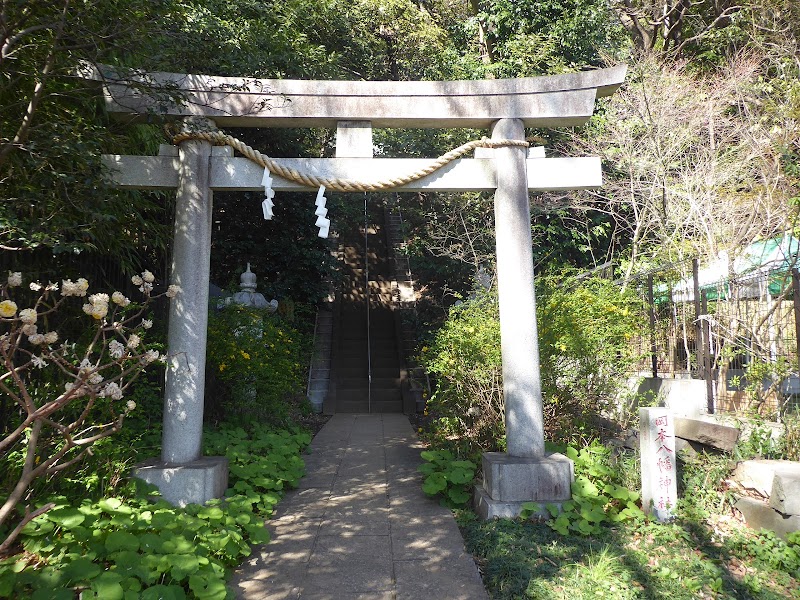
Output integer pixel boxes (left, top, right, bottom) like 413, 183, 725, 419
0, 424, 311, 599
448, 434, 800, 599
458, 512, 800, 599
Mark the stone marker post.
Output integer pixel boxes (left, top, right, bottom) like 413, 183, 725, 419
640, 407, 678, 521
135, 117, 228, 506
474, 119, 574, 519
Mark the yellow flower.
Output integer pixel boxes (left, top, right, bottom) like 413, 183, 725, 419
0, 300, 17, 318
219, 364, 227, 372
240, 351, 250, 360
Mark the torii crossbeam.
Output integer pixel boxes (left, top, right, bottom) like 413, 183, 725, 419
88, 65, 626, 517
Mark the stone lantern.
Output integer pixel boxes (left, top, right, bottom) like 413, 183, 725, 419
229, 263, 278, 311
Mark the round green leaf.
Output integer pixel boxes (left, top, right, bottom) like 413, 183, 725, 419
166, 553, 200, 579
47, 507, 86, 529
198, 506, 224, 521
422, 472, 447, 495
63, 557, 102, 582
445, 468, 473, 485
105, 531, 140, 553
90, 572, 124, 600
141, 584, 186, 600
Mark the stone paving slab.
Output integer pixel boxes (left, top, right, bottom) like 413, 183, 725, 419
230, 413, 489, 599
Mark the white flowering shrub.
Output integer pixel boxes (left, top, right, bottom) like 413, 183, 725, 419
0, 271, 179, 553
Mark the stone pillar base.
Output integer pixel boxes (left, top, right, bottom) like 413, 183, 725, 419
475, 452, 573, 519
134, 456, 229, 507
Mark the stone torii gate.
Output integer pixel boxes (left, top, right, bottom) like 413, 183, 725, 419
92, 66, 626, 517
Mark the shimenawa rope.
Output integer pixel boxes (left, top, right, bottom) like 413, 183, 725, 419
171, 129, 529, 193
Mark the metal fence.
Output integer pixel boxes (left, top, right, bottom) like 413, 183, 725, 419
627, 258, 800, 419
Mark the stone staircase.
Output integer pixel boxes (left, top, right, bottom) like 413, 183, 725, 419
328, 201, 403, 413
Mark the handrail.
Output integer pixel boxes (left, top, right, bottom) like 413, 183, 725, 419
364, 193, 372, 412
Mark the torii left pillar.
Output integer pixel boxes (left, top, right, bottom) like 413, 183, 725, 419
135, 117, 228, 506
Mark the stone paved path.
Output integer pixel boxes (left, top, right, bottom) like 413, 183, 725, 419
231, 414, 489, 599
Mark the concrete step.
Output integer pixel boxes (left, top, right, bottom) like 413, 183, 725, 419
336, 400, 403, 413
338, 377, 401, 389
336, 366, 400, 379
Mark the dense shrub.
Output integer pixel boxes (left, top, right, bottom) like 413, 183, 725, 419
537, 275, 643, 440
419, 274, 642, 454
205, 305, 310, 426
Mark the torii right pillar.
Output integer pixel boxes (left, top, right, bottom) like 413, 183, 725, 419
474, 118, 574, 519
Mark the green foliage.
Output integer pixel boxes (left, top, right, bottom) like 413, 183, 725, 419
205, 305, 309, 426
736, 419, 785, 460
533, 444, 644, 536
0, 0, 174, 270
474, 0, 628, 76
420, 288, 503, 454
0, 424, 310, 599
537, 274, 644, 439
419, 275, 642, 453
734, 530, 800, 574
459, 446, 800, 599
417, 449, 476, 508
674, 450, 732, 519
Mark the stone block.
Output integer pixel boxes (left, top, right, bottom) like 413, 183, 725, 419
735, 496, 800, 540
674, 417, 739, 452
474, 487, 566, 520
734, 459, 794, 497
134, 456, 228, 507
770, 466, 800, 515
481, 452, 573, 503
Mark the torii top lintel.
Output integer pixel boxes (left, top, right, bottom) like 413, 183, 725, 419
93, 65, 627, 129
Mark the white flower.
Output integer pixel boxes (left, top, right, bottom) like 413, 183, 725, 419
62, 278, 89, 297
21, 324, 37, 336
143, 349, 160, 364
138, 282, 153, 294
46, 282, 58, 292
44, 331, 58, 345
7, 272, 21, 287
31, 355, 48, 369
142, 270, 155, 283
83, 293, 109, 320
127, 334, 140, 349
29, 282, 42, 292
166, 285, 180, 298
126, 400, 136, 411
111, 291, 130, 307
108, 339, 125, 359
19, 308, 37, 325
101, 382, 123, 400
131, 275, 143, 286
28, 333, 45, 345
89, 372, 104, 385
0, 300, 17, 318
141, 319, 153, 330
